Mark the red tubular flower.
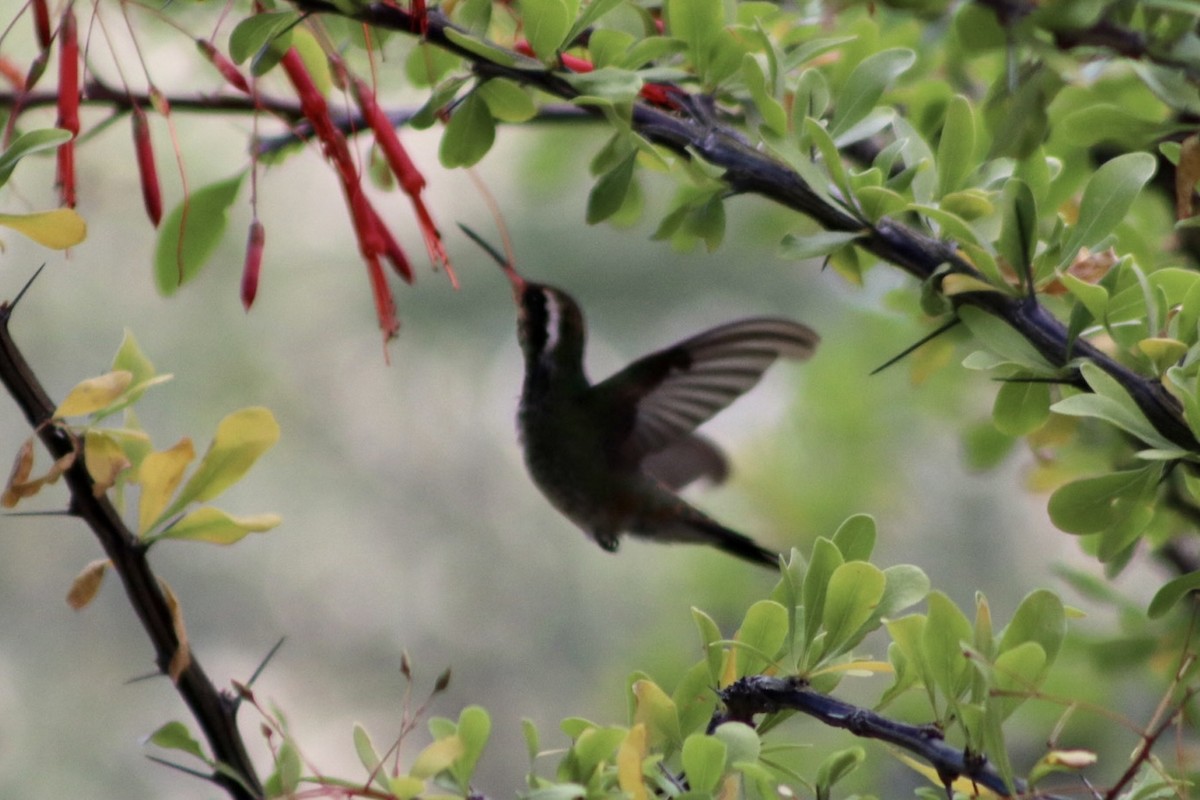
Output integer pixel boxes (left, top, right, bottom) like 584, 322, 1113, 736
365, 200, 414, 283
196, 40, 251, 95
55, 4, 79, 208
350, 75, 453, 284
32, 0, 51, 50
241, 221, 265, 311
279, 46, 401, 339
131, 106, 162, 226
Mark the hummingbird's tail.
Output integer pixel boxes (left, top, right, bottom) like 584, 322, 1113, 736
656, 515, 781, 570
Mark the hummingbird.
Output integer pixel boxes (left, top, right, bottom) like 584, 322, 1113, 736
461, 225, 819, 569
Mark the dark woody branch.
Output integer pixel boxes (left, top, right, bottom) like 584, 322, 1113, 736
285, 1, 1198, 457
0, 290, 262, 800
716, 675, 1028, 798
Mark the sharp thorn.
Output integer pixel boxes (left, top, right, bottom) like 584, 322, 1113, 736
869, 317, 960, 376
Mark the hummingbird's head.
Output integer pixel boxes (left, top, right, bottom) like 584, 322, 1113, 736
514, 283, 585, 367
458, 223, 586, 372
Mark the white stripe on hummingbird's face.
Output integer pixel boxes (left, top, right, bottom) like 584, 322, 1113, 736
542, 288, 564, 355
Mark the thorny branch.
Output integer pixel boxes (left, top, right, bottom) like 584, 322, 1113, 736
283, 1, 1199, 459
717, 676, 1025, 798
0, 289, 262, 800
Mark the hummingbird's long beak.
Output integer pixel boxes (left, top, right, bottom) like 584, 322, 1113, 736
458, 223, 526, 296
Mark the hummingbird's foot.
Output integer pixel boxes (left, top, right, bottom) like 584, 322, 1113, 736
593, 531, 621, 552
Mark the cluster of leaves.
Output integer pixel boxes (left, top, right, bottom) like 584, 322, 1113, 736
148, 514, 1084, 799
3, 331, 281, 608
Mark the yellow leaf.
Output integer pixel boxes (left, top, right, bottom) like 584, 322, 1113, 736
67, 559, 110, 610
632, 679, 680, 749
716, 773, 740, 800
84, 431, 131, 497
2, 437, 34, 508
941, 273, 1003, 296
137, 437, 195, 534
388, 775, 426, 800
159, 578, 191, 682
617, 724, 648, 800
55, 370, 133, 418
894, 752, 1000, 797
157, 506, 281, 545
410, 735, 465, 779
166, 407, 279, 516
0, 208, 87, 249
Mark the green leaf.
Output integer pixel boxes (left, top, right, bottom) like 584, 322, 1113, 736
1148, 570, 1200, 618
1047, 464, 1162, 535
0, 208, 87, 249
692, 607, 725, 684
996, 179, 1036, 280
442, 27, 521, 67
923, 591, 973, 704
990, 641, 1046, 719
1062, 153, 1157, 265
1060, 271, 1109, 320
779, 230, 864, 260
161, 407, 280, 521
411, 735, 466, 779
815, 746, 865, 792
587, 150, 637, 224
450, 706, 491, 788
439, 93, 496, 168
735, 600, 788, 675
521, 718, 540, 762
667, 0, 725, 83
830, 48, 916, 140
154, 173, 245, 296
741, 54, 786, 136
478, 79, 537, 122
155, 506, 281, 545
228, 11, 299, 65
998, 589, 1064, 669
958, 306, 1057, 373
802, 538, 843, 650
673, 660, 718, 737
1051, 362, 1175, 448
564, 0, 625, 47
821, 562, 886, 658
803, 117, 856, 212
992, 380, 1050, 436
353, 724, 386, 789
712, 721, 760, 766
268, 739, 302, 796
518, 0, 573, 60
681, 734, 727, 793
147, 721, 209, 762
0, 128, 72, 187
831, 513, 875, 561
936, 95, 976, 197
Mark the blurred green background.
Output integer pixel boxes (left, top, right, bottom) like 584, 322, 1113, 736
0, 81, 1153, 797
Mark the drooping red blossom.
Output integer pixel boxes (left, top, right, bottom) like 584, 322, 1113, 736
350, 75, 454, 284
279, 46, 401, 340
131, 106, 163, 226
55, 5, 80, 208
196, 40, 252, 95
241, 220, 265, 311
32, 0, 51, 50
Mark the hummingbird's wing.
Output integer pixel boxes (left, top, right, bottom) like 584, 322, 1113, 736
595, 318, 819, 465
640, 434, 729, 490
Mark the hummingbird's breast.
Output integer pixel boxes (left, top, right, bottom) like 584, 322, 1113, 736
517, 384, 636, 534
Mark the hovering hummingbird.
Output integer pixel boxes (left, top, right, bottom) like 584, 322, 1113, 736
461, 225, 819, 569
